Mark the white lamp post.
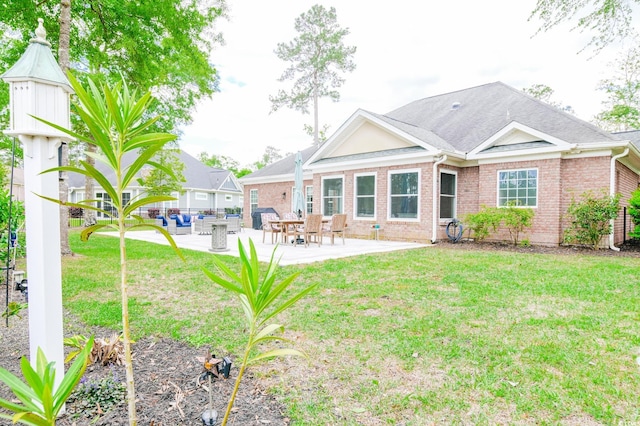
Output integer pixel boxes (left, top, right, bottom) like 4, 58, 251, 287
1, 19, 73, 389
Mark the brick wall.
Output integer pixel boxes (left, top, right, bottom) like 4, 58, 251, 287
242, 179, 313, 226
244, 154, 638, 246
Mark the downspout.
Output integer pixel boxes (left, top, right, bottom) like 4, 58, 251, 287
609, 147, 629, 251
431, 153, 447, 243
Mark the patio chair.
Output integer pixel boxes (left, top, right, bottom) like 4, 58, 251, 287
293, 213, 323, 248
225, 214, 241, 234
261, 213, 281, 244
323, 213, 347, 245
282, 212, 299, 243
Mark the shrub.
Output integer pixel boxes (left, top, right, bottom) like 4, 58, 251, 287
167, 208, 180, 216
67, 370, 126, 419
502, 202, 535, 245
564, 190, 620, 249
629, 188, 640, 239
463, 206, 502, 241
147, 208, 160, 219
203, 239, 317, 426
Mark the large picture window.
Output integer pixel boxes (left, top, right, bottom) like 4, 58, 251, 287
355, 173, 376, 218
322, 176, 343, 215
440, 172, 456, 219
498, 169, 537, 207
389, 170, 419, 219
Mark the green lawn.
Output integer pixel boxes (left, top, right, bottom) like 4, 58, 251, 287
62, 232, 640, 425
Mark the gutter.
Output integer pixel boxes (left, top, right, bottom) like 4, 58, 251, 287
431, 154, 447, 243
609, 147, 629, 251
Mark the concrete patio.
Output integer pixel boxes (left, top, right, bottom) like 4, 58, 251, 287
111, 227, 430, 265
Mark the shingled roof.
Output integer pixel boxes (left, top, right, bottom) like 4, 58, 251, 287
383, 81, 622, 152
241, 145, 320, 180
67, 150, 241, 193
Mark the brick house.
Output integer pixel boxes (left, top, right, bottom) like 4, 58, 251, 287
240, 82, 640, 247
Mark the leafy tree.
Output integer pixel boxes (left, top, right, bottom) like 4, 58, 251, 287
253, 145, 284, 170
530, 0, 639, 52
198, 152, 240, 171
523, 83, 575, 114
137, 148, 186, 197
593, 45, 640, 131
270, 4, 356, 146
0, 1, 226, 245
37, 73, 183, 426
564, 190, 620, 249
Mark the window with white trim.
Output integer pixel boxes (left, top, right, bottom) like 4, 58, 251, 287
195, 192, 208, 201
225, 194, 232, 202
498, 169, 538, 207
439, 171, 456, 219
322, 176, 343, 215
389, 170, 419, 219
355, 173, 376, 218
305, 185, 313, 214
250, 189, 258, 214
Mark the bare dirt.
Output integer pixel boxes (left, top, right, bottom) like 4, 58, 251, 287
0, 299, 289, 425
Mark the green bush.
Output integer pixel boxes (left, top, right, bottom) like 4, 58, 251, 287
564, 190, 620, 250
463, 206, 502, 241
629, 188, 640, 239
464, 203, 534, 245
502, 203, 535, 245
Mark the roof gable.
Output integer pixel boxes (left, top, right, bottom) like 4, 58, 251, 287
468, 122, 574, 159
325, 121, 414, 157
307, 109, 448, 167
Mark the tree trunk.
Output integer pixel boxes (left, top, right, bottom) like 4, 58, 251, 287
58, 0, 72, 255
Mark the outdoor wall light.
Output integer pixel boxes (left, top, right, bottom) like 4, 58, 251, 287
282, 191, 286, 200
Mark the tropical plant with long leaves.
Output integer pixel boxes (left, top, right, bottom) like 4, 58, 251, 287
202, 239, 317, 425
34, 72, 183, 426
0, 336, 94, 426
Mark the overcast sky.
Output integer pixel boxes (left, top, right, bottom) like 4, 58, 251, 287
178, 0, 625, 166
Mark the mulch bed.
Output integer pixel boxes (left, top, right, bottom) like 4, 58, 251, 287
1, 240, 639, 425
0, 300, 289, 425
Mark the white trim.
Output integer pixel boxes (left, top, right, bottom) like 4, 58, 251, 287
496, 167, 539, 208
195, 191, 208, 201
305, 185, 313, 214
249, 189, 258, 214
439, 169, 457, 220
353, 172, 377, 221
387, 168, 421, 222
321, 174, 345, 216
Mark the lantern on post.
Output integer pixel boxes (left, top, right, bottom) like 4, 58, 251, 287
1, 18, 73, 390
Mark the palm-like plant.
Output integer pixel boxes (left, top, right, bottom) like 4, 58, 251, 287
203, 239, 318, 425
0, 336, 94, 426
35, 72, 182, 426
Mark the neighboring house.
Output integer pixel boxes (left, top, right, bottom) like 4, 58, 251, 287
68, 150, 243, 217
240, 81, 640, 246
